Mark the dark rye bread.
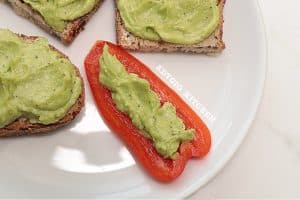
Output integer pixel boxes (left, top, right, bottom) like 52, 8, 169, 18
0, 35, 85, 137
116, 0, 226, 54
7, 0, 104, 44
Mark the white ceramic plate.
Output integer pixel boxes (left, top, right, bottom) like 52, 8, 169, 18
0, 0, 266, 198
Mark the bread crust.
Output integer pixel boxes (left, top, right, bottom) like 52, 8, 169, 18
116, 0, 226, 54
0, 35, 85, 137
7, 0, 104, 44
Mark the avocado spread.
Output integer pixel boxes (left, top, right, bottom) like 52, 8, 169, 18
0, 29, 82, 128
118, 0, 220, 45
99, 45, 194, 158
23, 0, 97, 32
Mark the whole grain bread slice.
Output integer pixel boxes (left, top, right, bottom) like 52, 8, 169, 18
7, 0, 104, 44
116, 0, 226, 54
0, 35, 85, 137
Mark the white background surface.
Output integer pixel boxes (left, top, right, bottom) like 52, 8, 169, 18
190, 0, 300, 199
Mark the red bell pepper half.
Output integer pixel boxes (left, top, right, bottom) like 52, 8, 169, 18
84, 41, 211, 182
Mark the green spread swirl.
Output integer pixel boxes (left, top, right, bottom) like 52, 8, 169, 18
118, 0, 220, 44
24, 0, 97, 32
0, 29, 82, 128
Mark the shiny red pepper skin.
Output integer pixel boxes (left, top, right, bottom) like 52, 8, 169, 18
84, 41, 211, 182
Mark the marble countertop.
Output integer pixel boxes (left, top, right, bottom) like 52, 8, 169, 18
190, 0, 300, 199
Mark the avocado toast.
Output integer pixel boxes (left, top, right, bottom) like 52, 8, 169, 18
116, 0, 226, 54
7, 0, 104, 44
0, 30, 84, 137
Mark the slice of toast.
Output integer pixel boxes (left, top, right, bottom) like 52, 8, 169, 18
116, 0, 226, 54
0, 34, 85, 137
7, 0, 104, 44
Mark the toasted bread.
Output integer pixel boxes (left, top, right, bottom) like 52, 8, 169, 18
0, 35, 85, 137
116, 0, 225, 55
7, 0, 104, 44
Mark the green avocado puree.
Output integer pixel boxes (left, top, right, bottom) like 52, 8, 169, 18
0, 29, 82, 128
23, 0, 97, 32
118, 0, 220, 44
99, 45, 194, 158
